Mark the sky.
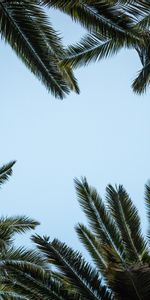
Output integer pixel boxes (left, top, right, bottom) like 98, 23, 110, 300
0, 8, 150, 251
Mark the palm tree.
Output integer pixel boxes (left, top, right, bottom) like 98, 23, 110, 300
6, 177, 150, 299
0, 1, 79, 98
40, 0, 150, 94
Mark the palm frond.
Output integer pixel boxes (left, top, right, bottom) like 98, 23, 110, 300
132, 61, 150, 94
41, 0, 143, 43
0, 290, 27, 300
145, 182, 150, 244
32, 235, 113, 300
0, 1, 76, 98
62, 33, 124, 68
106, 184, 148, 262
0, 216, 39, 251
74, 178, 125, 261
1, 246, 46, 267
3, 261, 81, 300
75, 223, 107, 273
0, 161, 16, 187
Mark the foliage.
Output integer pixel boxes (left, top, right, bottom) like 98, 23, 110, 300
41, 0, 150, 94
3, 172, 149, 299
0, 1, 79, 98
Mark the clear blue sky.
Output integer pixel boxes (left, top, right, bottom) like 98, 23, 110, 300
0, 9, 150, 250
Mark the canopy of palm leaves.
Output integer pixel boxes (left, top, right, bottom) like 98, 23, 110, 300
0, 161, 47, 299
0, 1, 79, 98
40, 0, 150, 94
5, 175, 150, 300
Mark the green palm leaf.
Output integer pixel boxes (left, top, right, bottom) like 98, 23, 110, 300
76, 223, 107, 273
106, 184, 148, 262
62, 33, 124, 68
0, 216, 39, 251
74, 178, 125, 261
41, 0, 142, 43
0, 161, 16, 187
32, 235, 113, 300
3, 261, 81, 300
145, 182, 150, 243
0, 1, 77, 98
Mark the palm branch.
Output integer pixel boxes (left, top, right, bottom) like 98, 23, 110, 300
0, 1, 79, 98
41, 0, 150, 94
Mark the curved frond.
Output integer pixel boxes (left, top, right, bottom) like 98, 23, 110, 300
0, 216, 39, 251
132, 61, 150, 94
106, 184, 148, 262
145, 182, 150, 243
74, 178, 125, 261
76, 223, 107, 273
62, 33, 124, 68
1, 246, 46, 267
4, 259, 84, 300
0, 161, 16, 187
32, 235, 113, 300
0, 1, 75, 98
41, 0, 142, 43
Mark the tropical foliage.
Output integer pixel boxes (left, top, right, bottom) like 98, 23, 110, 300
41, 0, 150, 94
2, 1, 150, 97
3, 174, 150, 300
0, 161, 46, 299
0, 1, 79, 98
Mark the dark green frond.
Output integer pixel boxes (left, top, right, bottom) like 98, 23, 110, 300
106, 184, 148, 262
74, 178, 125, 261
0, 161, 16, 187
132, 62, 150, 94
145, 182, 150, 243
0, 216, 39, 251
32, 235, 113, 300
62, 33, 124, 68
75, 223, 107, 274
4, 261, 82, 300
41, 0, 142, 44
2, 246, 46, 267
0, 1, 75, 98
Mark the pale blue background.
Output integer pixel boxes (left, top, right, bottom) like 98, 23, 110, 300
0, 9, 150, 250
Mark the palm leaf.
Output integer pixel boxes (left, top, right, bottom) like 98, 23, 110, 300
41, 0, 142, 44
0, 1, 75, 98
32, 235, 113, 300
0, 161, 16, 187
62, 33, 124, 68
132, 61, 150, 94
3, 261, 81, 300
0, 216, 39, 251
75, 223, 107, 274
74, 178, 125, 261
106, 184, 148, 262
145, 182, 150, 244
